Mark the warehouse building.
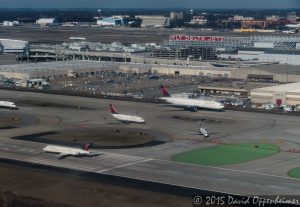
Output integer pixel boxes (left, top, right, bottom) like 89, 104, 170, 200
36, 18, 59, 26
96, 17, 124, 26
219, 49, 300, 65
0, 39, 29, 59
136, 15, 169, 28
0, 61, 118, 81
0, 39, 28, 53
250, 82, 300, 105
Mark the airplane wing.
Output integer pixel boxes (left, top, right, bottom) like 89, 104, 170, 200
57, 153, 70, 159
121, 120, 130, 124
89, 152, 103, 157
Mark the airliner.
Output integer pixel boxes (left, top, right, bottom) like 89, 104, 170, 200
199, 126, 209, 137
160, 85, 224, 111
189, 123, 212, 137
0, 100, 17, 109
43, 143, 100, 159
109, 103, 145, 123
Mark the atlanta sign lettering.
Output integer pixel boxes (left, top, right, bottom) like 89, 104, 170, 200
170, 35, 225, 42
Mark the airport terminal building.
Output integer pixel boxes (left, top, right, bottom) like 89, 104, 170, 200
162, 34, 300, 65
250, 82, 300, 105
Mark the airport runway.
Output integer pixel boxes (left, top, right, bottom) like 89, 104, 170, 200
0, 138, 300, 196
0, 26, 237, 44
0, 89, 300, 196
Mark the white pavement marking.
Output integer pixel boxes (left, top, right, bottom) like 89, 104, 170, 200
96, 153, 150, 163
29, 158, 99, 172
28, 152, 153, 174
161, 159, 300, 181
96, 158, 153, 173
269, 185, 290, 190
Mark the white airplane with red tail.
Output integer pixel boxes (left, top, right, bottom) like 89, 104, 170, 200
160, 85, 224, 112
109, 103, 145, 124
43, 143, 100, 159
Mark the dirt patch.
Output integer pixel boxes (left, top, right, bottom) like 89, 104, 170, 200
0, 191, 71, 207
0, 163, 190, 207
0, 114, 22, 129
12, 128, 159, 148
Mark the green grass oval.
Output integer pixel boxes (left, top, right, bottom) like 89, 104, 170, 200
171, 143, 280, 166
288, 167, 300, 179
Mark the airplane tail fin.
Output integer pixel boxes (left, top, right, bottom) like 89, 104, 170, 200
83, 143, 93, 151
109, 103, 118, 114
160, 85, 171, 97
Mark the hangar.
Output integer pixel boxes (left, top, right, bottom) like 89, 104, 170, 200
0, 61, 118, 81
250, 82, 300, 105
36, 18, 59, 26
136, 15, 169, 28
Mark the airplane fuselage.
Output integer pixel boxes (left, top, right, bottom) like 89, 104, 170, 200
112, 113, 145, 123
199, 127, 209, 137
0, 101, 17, 109
43, 145, 90, 156
161, 97, 224, 111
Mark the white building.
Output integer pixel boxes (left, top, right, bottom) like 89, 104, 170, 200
218, 48, 300, 65
96, 17, 124, 26
3, 21, 20, 27
0, 39, 29, 55
251, 82, 300, 105
238, 49, 300, 65
36, 18, 59, 26
136, 15, 168, 28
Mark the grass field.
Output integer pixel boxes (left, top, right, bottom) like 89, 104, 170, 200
288, 167, 300, 179
172, 143, 280, 166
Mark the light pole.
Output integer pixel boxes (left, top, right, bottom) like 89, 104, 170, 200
286, 57, 289, 83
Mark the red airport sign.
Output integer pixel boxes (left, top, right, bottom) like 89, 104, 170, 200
170, 35, 225, 42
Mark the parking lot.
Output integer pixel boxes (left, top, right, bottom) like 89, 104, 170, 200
48, 71, 215, 98
1, 69, 300, 114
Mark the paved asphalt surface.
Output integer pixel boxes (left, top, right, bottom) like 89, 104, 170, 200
0, 89, 300, 196
1, 26, 296, 44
